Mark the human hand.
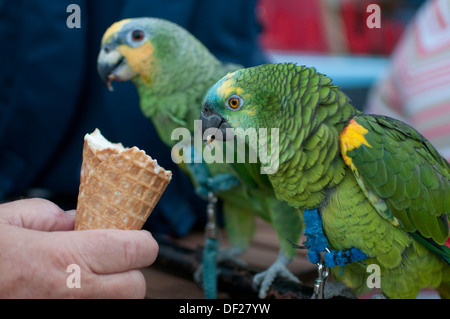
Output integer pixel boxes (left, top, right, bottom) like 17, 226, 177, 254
0, 198, 158, 298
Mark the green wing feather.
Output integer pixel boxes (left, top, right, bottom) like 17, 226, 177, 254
343, 114, 450, 262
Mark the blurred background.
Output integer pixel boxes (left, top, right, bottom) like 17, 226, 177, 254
259, 0, 421, 108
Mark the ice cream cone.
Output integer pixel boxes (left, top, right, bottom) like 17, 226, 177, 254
75, 129, 172, 230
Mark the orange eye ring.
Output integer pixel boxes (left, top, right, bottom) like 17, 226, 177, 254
226, 95, 242, 110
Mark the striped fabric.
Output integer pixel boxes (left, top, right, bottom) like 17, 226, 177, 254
366, 0, 450, 161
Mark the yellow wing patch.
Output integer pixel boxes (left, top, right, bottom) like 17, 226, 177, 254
340, 119, 372, 169
102, 19, 131, 44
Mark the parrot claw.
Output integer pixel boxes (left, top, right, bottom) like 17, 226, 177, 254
193, 263, 216, 287
193, 264, 203, 286
252, 253, 300, 299
369, 293, 387, 299
193, 246, 246, 287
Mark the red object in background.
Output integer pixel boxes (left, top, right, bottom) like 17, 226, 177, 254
258, 0, 406, 55
341, 0, 404, 55
258, 0, 329, 52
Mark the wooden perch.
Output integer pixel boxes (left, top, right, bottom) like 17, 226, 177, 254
153, 234, 316, 299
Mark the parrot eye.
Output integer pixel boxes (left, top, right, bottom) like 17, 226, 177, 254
131, 30, 145, 42
226, 95, 243, 110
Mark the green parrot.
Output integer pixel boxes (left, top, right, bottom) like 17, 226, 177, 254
200, 62, 450, 299
96, 18, 303, 298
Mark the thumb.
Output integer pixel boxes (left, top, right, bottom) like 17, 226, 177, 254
0, 198, 75, 231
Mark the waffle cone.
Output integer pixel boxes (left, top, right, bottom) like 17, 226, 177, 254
75, 129, 172, 230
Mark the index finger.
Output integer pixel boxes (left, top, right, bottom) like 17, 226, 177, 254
71, 229, 159, 274
0, 198, 75, 231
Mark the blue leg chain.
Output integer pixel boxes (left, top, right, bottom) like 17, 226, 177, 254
185, 144, 240, 299
203, 193, 219, 299
303, 208, 368, 268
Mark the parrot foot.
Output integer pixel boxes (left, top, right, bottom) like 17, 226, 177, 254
252, 253, 300, 299
193, 263, 206, 287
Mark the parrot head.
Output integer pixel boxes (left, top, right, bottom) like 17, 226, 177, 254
97, 17, 202, 91
200, 63, 293, 142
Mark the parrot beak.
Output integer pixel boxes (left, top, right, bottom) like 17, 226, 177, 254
97, 44, 137, 91
200, 104, 234, 144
